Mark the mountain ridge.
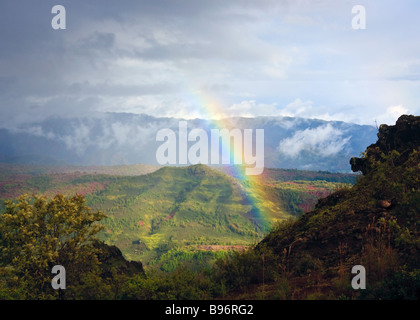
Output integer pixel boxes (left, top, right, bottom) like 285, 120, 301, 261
0, 113, 377, 172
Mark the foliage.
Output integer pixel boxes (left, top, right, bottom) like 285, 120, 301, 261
0, 194, 107, 299
120, 268, 220, 300
359, 268, 420, 300
213, 143, 420, 299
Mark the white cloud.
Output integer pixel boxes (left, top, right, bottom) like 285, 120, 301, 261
376, 105, 410, 126
225, 100, 279, 118
279, 98, 315, 117
278, 124, 351, 158
60, 124, 92, 156
110, 122, 159, 147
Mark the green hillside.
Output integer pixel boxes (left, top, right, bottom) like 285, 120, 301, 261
0, 162, 356, 270
91, 165, 270, 264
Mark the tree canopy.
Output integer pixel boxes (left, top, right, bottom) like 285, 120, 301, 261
0, 194, 106, 299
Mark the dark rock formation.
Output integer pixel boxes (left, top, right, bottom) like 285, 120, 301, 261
350, 115, 420, 174
94, 241, 145, 278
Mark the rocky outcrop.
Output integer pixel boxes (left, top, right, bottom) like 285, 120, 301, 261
350, 115, 420, 174
94, 241, 145, 278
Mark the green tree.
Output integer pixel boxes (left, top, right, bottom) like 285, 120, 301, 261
0, 194, 106, 299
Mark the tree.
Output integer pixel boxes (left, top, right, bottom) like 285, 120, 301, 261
0, 194, 106, 299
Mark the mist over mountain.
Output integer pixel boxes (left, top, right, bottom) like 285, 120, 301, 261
0, 113, 377, 172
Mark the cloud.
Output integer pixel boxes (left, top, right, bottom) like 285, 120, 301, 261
225, 100, 279, 118
376, 105, 410, 126
0, 0, 419, 128
279, 98, 315, 117
225, 98, 322, 119
278, 124, 351, 158
110, 121, 158, 147
60, 123, 92, 156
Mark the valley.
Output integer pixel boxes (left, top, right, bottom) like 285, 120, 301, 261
0, 162, 356, 271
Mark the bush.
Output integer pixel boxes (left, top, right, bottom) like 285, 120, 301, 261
359, 269, 420, 300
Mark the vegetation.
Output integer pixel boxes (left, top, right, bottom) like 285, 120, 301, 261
0, 194, 103, 299
0, 164, 357, 300
212, 115, 420, 299
0, 163, 353, 270
1, 115, 417, 300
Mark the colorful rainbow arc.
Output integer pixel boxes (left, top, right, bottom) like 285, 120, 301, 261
180, 88, 271, 232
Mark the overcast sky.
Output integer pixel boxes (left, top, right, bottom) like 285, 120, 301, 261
1, 0, 419, 128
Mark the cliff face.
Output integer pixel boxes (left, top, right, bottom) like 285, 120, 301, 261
350, 115, 420, 174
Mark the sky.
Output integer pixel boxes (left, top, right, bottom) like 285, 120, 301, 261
1, 0, 419, 129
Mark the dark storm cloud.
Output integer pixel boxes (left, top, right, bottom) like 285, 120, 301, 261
0, 0, 419, 127
0, 0, 281, 126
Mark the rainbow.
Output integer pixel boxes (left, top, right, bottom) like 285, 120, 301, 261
179, 87, 273, 232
